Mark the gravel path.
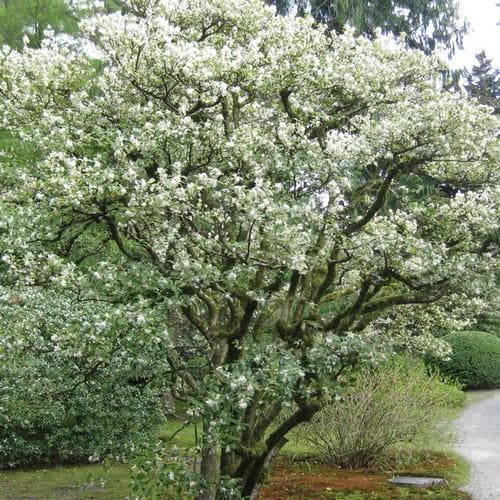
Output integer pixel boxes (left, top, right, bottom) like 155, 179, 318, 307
455, 390, 500, 500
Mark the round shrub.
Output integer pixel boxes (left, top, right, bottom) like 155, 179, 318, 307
436, 331, 500, 389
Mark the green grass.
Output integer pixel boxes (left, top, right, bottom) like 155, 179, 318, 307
323, 488, 471, 499
0, 463, 130, 499
390, 447, 470, 487
0, 420, 198, 499
0, 417, 470, 499
282, 438, 315, 457
0, 419, 249, 498
158, 418, 199, 449
440, 451, 470, 487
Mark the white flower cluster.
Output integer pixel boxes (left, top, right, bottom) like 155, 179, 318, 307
0, 0, 498, 488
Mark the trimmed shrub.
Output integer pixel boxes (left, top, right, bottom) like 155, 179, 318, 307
436, 331, 500, 389
298, 356, 464, 468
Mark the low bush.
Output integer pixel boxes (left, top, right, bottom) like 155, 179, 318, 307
298, 356, 464, 468
0, 371, 166, 468
0, 288, 171, 468
435, 331, 500, 389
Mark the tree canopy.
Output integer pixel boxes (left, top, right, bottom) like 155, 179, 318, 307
463, 51, 500, 333
0, 0, 498, 497
267, 0, 467, 56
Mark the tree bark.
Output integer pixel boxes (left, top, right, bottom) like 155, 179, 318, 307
196, 417, 220, 500
240, 404, 320, 499
220, 448, 241, 477
243, 438, 286, 500
196, 338, 228, 500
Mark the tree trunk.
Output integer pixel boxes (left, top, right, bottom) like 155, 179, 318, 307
239, 403, 321, 499
220, 448, 241, 477
196, 417, 220, 500
197, 339, 228, 500
242, 438, 287, 500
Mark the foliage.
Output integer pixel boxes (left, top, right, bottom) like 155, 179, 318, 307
129, 442, 202, 500
297, 357, 464, 468
434, 331, 500, 389
474, 292, 500, 337
0, 450, 470, 499
464, 51, 500, 114
266, 0, 467, 57
0, 0, 77, 49
0, 0, 125, 49
0, 288, 170, 467
462, 52, 499, 334
0, 0, 498, 496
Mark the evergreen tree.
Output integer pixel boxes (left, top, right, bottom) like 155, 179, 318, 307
464, 51, 500, 114
266, 0, 467, 57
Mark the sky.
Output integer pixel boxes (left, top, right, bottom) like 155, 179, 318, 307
452, 0, 500, 69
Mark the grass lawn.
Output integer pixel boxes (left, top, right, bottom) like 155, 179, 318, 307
0, 417, 470, 499
0, 463, 130, 499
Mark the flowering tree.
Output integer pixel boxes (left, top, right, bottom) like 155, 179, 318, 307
0, 0, 498, 497
267, 0, 467, 57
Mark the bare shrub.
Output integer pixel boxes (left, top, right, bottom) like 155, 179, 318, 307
298, 356, 464, 468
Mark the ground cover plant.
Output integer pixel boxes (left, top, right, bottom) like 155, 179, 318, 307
0, 407, 473, 500
258, 454, 471, 499
0, 0, 498, 497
